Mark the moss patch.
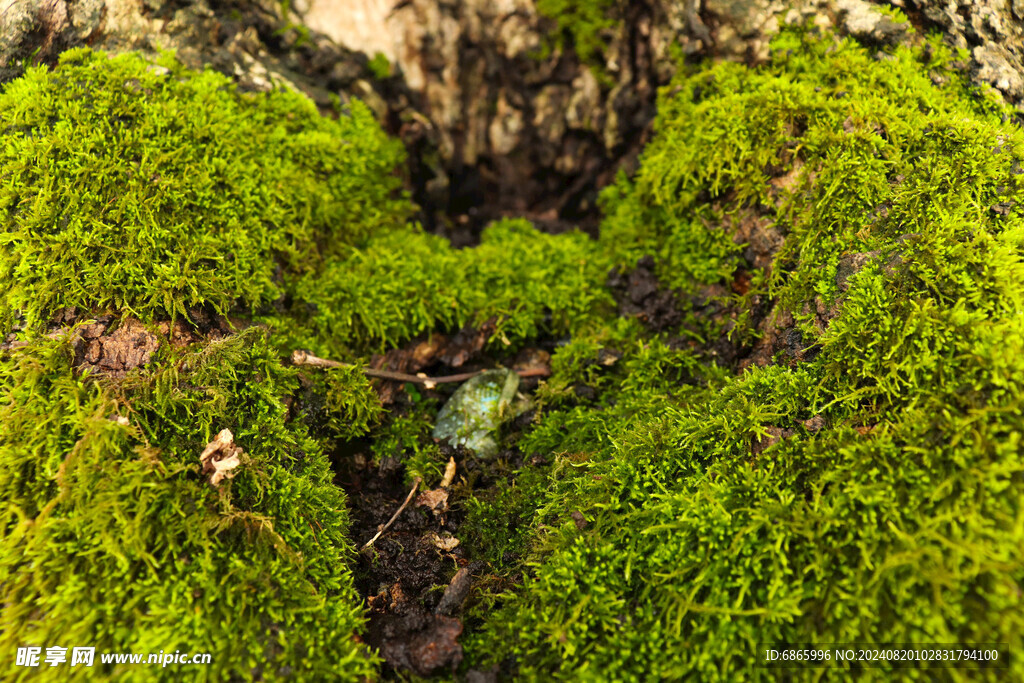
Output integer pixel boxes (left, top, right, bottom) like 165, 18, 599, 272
3, 13, 1024, 682
288, 217, 613, 356
0, 329, 378, 681
466, 23, 1024, 680
535, 0, 620, 67
0, 48, 408, 331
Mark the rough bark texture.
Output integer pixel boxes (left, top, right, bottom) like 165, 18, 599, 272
898, 0, 1024, 104
2, 0, 1023, 244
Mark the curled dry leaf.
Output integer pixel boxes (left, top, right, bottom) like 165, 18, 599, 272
199, 428, 243, 487
429, 532, 460, 552
415, 488, 449, 514
439, 456, 457, 488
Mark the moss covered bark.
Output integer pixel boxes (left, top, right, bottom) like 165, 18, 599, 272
467, 22, 1024, 680
2, 8, 1023, 682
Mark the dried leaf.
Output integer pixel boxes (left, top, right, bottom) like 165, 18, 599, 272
415, 488, 449, 513
368, 321, 494, 403
438, 318, 495, 367
199, 428, 243, 487
429, 532, 460, 552
439, 456, 456, 488
513, 348, 551, 375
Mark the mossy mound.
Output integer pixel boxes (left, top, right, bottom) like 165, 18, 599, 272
467, 24, 1024, 681
0, 49, 402, 681
290, 217, 612, 355
0, 329, 382, 681
0, 48, 408, 331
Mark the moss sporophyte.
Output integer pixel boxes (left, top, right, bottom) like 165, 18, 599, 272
2, 12, 1023, 682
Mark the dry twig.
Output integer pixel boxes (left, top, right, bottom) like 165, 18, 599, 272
361, 476, 422, 551
291, 349, 549, 385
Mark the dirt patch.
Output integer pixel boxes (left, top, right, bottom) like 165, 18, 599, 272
367, 610, 464, 677
338, 441, 475, 677
72, 317, 165, 378
30, 309, 231, 378
606, 256, 777, 369
740, 306, 796, 370
606, 255, 684, 334
66, 309, 233, 378
729, 209, 785, 274
333, 334, 551, 678
1, 307, 235, 377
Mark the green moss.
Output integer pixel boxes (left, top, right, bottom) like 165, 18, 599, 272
536, 0, 619, 68
466, 21, 1024, 680
291, 217, 613, 356
462, 461, 550, 570
296, 365, 385, 443
0, 48, 410, 332
0, 329, 376, 681
4, 13, 1024, 681
371, 402, 447, 486
367, 52, 392, 80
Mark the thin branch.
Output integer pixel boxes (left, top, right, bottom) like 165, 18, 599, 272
291, 349, 550, 385
361, 476, 422, 551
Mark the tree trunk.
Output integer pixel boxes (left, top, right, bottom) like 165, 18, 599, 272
2, 0, 1023, 244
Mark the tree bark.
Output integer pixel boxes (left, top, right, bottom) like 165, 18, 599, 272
2, 0, 1023, 243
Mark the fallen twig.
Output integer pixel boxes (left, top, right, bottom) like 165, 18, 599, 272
361, 476, 422, 551
291, 349, 550, 386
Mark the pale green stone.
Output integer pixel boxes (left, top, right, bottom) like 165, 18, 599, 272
432, 369, 520, 458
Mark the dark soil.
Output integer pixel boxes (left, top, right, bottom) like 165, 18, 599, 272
606, 255, 748, 367
335, 442, 473, 678
605, 252, 829, 372
331, 324, 553, 679
336, 436, 539, 680
606, 255, 684, 334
